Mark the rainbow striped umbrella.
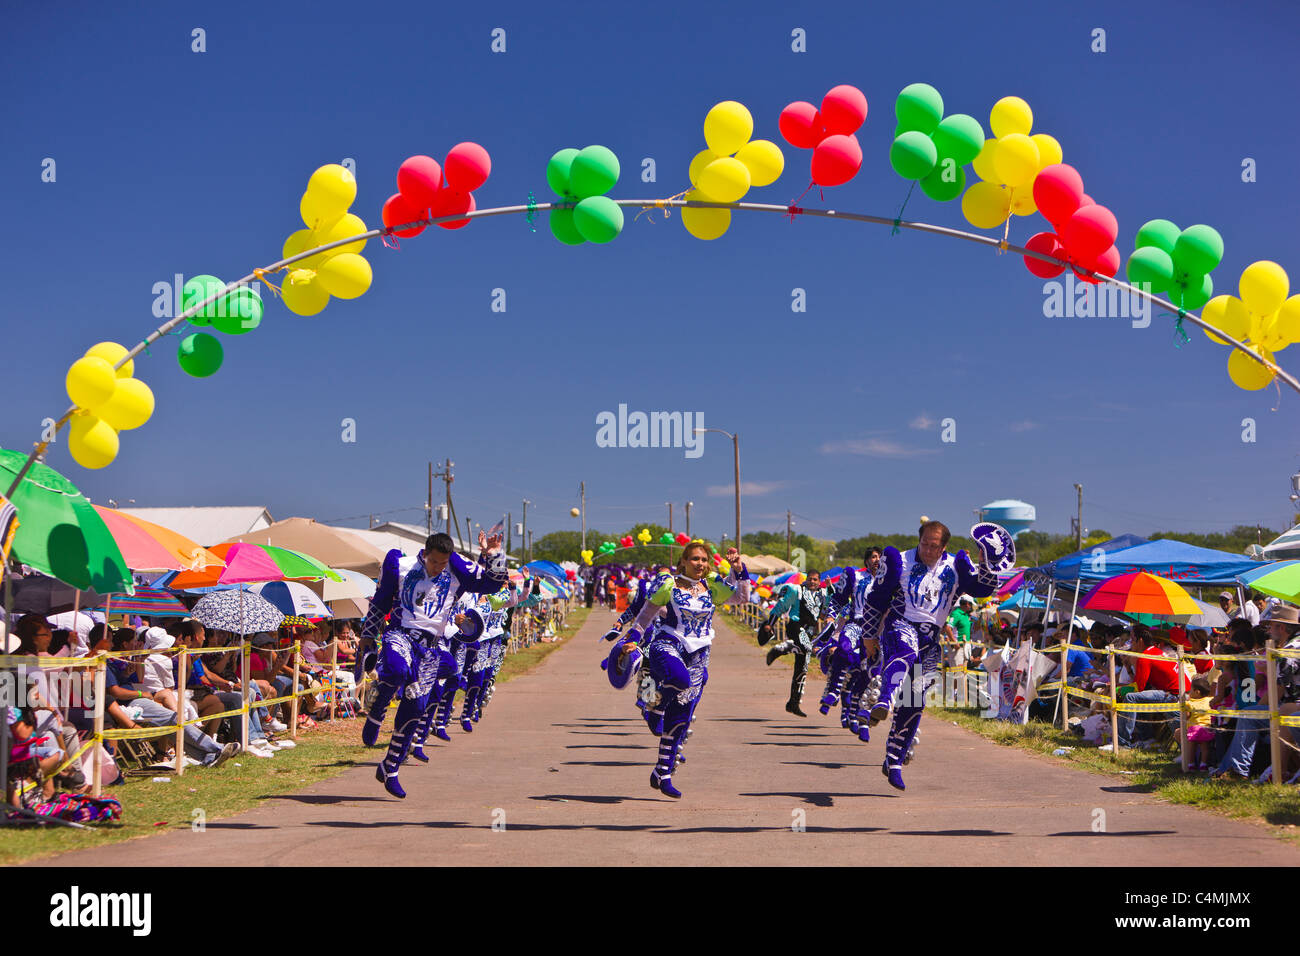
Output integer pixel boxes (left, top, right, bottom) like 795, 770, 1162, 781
92, 505, 225, 572
90, 585, 189, 617
1079, 571, 1200, 617
159, 542, 343, 588
770, 570, 806, 586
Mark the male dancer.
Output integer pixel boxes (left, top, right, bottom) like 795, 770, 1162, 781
764, 570, 825, 716
359, 530, 506, 798
459, 575, 534, 731
817, 549, 883, 736
863, 521, 1011, 791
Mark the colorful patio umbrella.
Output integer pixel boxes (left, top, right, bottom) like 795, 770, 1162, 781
90, 585, 189, 617
0, 448, 132, 594
1237, 560, 1300, 605
91, 504, 225, 572
252, 580, 332, 618
159, 542, 343, 589
1078, 571, 1200, 617
191, 589, 284, 635
996, 569, 1026, 597
770, 570, 805, 586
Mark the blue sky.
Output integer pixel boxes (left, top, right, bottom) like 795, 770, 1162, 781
4, 0, 1299, 547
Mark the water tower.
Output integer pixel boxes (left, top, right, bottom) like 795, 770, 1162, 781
979, 499, 1036, 538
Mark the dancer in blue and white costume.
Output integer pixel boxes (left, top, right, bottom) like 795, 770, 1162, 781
458, 576, 535, 731
815, 548, 883, 739
358, 529, 506, 798
862, 521, 1011, 791
602, 567, 672, 736
625, 545, 748, 799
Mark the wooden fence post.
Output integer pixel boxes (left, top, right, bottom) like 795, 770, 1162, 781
1267, 640, 1282, 787
1108, 647, 1119, 759
175, 646, 188, 776
92, 656, 106, 798
290, 641, 301, 739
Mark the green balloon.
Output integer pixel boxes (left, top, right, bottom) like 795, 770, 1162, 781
920, 161, 964, 202
569, 145, 620, 199
1180, 272, 1214, 311
932, 113, 984, 167
895, 83, 944, 135
1126, 246, 1175, 293
549, 207, 586, 246
1172, 224, 1224, 276
546, 148, 580, 198
212, 286, 263, 335
181, 274, 225, 327
1134, 219, 1180, 254
890, 131, 938, 181
572, 196, 623, 244
177, 332, 223, 377
660, 532, 673, 545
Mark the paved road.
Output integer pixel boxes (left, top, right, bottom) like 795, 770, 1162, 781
42, 608, 1300, 865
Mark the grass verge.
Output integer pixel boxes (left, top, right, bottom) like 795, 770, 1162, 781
934, 703, 1300, 846
1, 606, 592, 865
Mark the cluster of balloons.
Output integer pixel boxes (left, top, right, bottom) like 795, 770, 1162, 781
683, 101, 784, 241
962, 97, 1063, 229
778, 85, 867, 188
887, 83, 983, 203
674, 532, 691, 545
659, 532, 674, 545
618, 534, 635, 548
1201, 262, 1300, 390
172, 274, 266, 378
1125, 219, 1223, 310
64, 342, 154, 469
282, 164, 375, 317
598, 541, 618, 554
580, 548, 594, 565
636, 528, 652, 544
383, 144, 491, 239
1021, 165, 1119, 284
546, 145, 624, 245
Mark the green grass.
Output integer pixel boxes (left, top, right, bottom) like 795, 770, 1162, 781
934, 704, 1300, 845
0, 606, 591, 865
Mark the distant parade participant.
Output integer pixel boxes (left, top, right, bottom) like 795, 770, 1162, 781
359, 530, 507, 799
763, 569, 825, 716
862, 521, 1011, 791
459, 575, 535, 731
622, 544, 748, 798
816, 548, 882, 736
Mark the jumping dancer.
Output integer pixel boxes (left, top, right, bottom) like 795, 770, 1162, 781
623, 544, 748, 798
460, 576, 535, 730
817, 548, 883, 739
863, 521, 1011, 791
764, 570, 825, 716
359, 530, 506, 798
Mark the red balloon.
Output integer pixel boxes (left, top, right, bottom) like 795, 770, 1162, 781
396, 155, 442, 209
1031, 164, 1084, 228
1063, 204, 1118, 261
674, 532, 690, 545
619, 535, 634, 548
810, 133, 862, 187
1023, 231, 1067, 279
1071, 244, 1121, 285
1079, 194, 1095, 207
779, 101, 824, 149
382, 192, 427, 238
819, 85, 868, 136
431, 188, 475, 230
443, 142, 491, 192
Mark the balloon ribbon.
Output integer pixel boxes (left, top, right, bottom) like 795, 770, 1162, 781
525, 192, 538, 233
1173, 310, 1191, 349
891, 181, 917, 236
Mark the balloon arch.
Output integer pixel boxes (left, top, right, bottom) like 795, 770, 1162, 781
8, 83, 1299, 500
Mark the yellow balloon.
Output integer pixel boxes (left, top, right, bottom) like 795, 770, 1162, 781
688, 149, 718, 186
1275, 295, 1300, 344
990, 96, 1033, 138
992, 134, 1040, 187
961, 181, 1011, 229
300, 164, 356, 230
1031, 133, 1063, 168
314, 213, 368, 258
68, 413, 119, 470
681, 190, 730, 240
1259, 315, 1290, 352
1227, 346, 1275, 390
66, 356, 118, 411
697, 156, 751, 203
84, 342, 133, 379
734, 139, 784, 187
1248, 308, 1269, 344
971, 138, 999, 183
1239, 260, 1289, 316
282, 228, 327, 270
97, 377, 154, 431
315, 253, 373, 299
281, 269, 331, 317
1009, 185, 1038, 217
1201, 295, 1250, 345
703, 101, 753, 156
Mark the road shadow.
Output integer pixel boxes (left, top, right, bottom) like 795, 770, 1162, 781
563, 760, 645, 767
566, 744, 650, 750
204, 822, 278, 830
782, 760, 873, 770
891, 829, 1014, 837
739, 791, 897, 807
745, 741, 839, 747
531, 793, 664, 805
306, 819, 663, 833
663, 825, 887, 835
267, 793, 391, 805
570, 730, 644, 736
1101, 783, 1158, 794
1046, 830, 1177, 837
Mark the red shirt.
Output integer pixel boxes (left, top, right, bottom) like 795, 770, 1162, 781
1134, 646, 1188, 694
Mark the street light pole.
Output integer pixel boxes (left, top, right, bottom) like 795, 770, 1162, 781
696, 427, 741, 558
1074, 483, 1083, 551
685, 501, 693, 539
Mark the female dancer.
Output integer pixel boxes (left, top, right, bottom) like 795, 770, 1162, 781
624, 544, 748, 798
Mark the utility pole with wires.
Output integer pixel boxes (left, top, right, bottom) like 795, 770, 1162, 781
426, 462, 433, 535
507, 511, 512, 556
580, 481, 586, 552
522, 499, 531, 561
667, 502, 673, 534
786, 510, 793, 562
1073, 483, 1083, 551
685, 501, 692, 539
431, 458, 456, 538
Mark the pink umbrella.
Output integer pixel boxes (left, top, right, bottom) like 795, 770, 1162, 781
996, 570, 1025, 597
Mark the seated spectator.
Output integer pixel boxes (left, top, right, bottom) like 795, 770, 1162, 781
7, 706, 63, 803
1184, 676, 1215, 772
1210, 624, 1269, 779
1117, 625, 1189, 748
139, 627, 180, 712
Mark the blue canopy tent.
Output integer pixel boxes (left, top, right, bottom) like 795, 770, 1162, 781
523, 560, 569, 585
1040, 539, 1261, 586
